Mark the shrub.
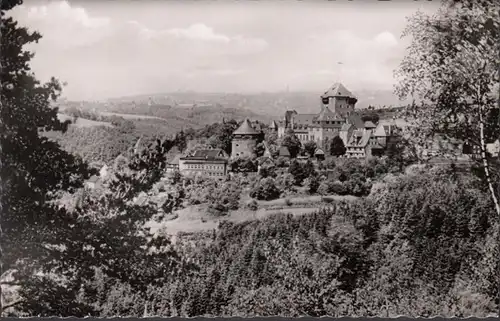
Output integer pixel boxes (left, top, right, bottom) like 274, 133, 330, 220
245, 199, 259, 211
250, 177, 282, 201
329, 181, 347, 195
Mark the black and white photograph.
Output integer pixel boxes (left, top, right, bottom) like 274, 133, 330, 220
1, 0, 499, 318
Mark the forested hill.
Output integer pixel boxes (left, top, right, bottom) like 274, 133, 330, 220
58, 100, 271, 125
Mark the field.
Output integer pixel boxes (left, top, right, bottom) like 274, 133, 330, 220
148, 194, 359, 236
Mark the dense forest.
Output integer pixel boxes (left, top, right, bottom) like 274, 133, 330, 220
1, 0, 499, 318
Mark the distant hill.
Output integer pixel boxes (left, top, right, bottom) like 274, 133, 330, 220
57, 100, 270, 130
102, 89, 413, 118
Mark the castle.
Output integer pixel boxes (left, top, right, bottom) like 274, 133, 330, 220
173, 82, 400, 179
277, 82, 399, 159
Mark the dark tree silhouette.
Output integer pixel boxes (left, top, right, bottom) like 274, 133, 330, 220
330, 136, 347, 156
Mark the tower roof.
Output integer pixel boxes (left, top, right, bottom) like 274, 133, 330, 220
316, 106, 343, 121
321, 83, 356, 99
233, 118, 259, 135
269, 120, 278, 129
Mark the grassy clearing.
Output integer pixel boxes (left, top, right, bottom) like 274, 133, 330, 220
147, 194, 359, 236
257, 194, 358, 208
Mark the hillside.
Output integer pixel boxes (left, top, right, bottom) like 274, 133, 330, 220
102, 89, 413, 118
58, 100, 271, 125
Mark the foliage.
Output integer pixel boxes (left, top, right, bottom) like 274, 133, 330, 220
330, 136, 347, 156
230, 156, 258, 173
361, 113, 380, 124
207, 181, 242, 216
303, 141, 317, 157
279, 129, 301, 158
245, 199, 259, 211
303, 176, 320, 194
249, 178, 282, 201
1, 1, 95, 314
288, 160, 316, 186
275, 156, 289, 168
395, 0, 500, 216
274, 173, 296, 196
206, 120, 239, 155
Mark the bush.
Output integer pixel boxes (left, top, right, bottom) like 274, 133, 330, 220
329, 181, 347, 195
245, 199, 259, 211
304, 176, 320, 194
249, 177, 282, 201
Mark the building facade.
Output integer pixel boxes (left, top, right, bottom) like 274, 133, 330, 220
277, 83, 364, 149
179, 149, 229, 178
277, 82, 400, 159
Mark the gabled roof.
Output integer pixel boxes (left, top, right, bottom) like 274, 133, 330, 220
169, 154, 182, 165
342, 112, 364, 129
316, 107, 343, 121
321, 83, 356, 99
353, 129, 364, 137
182, 149, 228, 161
279, 146, 291, 157
233, 118, 259, 135
348, 130, 372, 147
294, 114, 317, 124
340, 123, 353, 131
373, 124, 389, 137
314, 148, 325, 155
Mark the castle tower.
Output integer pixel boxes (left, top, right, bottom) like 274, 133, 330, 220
231, 118, 260, 159
320, 83, 358, 117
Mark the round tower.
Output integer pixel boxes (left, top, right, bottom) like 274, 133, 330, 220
231, 119, 260, 159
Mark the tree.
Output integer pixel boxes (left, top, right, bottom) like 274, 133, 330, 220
303, 141, 317, 157
207, 121, 239, 155
173, 129, 187, 153
280, 129, 301, 158
330, 136, 347, 156
249, 178, 281, 201
361, 113, 380, 124
0, 2, 188, 315
288, 160, 305, 186
253, 142, 266, 158
0, 1, 95, 313
395, 0, 500, 221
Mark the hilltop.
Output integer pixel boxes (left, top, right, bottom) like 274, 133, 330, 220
82, 89, 413, 118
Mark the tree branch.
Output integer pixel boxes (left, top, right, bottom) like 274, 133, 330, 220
2, 299, 25, 311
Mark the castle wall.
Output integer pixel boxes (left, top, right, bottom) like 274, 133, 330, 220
231, 136, 257, 158
327, 97, 355, 116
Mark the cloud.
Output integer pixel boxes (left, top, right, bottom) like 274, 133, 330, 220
7, 0, 427, 99
167, 23, 231, 43
299, 30, 404, 90
374, 31, 398, 47
13, 1, 267, 55
26, 1, 110, 28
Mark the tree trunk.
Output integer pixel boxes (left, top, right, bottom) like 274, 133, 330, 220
478, 105, 500, 217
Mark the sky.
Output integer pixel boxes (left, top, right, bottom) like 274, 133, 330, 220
10, 0, 441, 101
